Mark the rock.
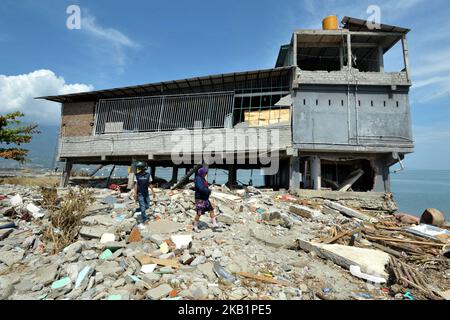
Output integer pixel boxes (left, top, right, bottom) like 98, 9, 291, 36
249, 227, 291, 248
217, 214, 234, 225
143, 273, 161, 285
290, 205, 322, 220
158, 267, 174, 274
32, 264, 58, 286
82, 250, 98, 260
31, 284, 43, 292
102, 241, 126, 252
300, 284, 308, 292
95, 272, 104, 284
128, 228, 142, 243
190, 285, 208, 300
144, 234, 164, 246
190, 255, 206, 266
180, 252, 194, 265
113, 278, 126, 288
64, 263, 79, 282
14, 279, 34, 292
197, 262, 217, 282
228, 287, 247, 300
63, 241, 83, 258
144, 220, 181, 234
145, 284, 173, 300
95, 261, 122, 277
80, 226, 112, 239
211, 249, 221, 259
0, 249, 24, 266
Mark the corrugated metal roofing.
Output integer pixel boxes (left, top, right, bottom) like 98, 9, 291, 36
36, 66, 294, 103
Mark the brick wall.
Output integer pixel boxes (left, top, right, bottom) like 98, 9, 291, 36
61, 102, 95, 137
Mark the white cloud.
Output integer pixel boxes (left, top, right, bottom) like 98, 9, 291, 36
81, 13, 139, 49
79, 11, 140, 71
0, 70, 93, 125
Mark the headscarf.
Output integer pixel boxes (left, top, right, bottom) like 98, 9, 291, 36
197, 167, 208, 178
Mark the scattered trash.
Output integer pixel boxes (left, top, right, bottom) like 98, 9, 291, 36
349, 265, 387, 284
170, 234, 192, 249
213, 262, 236, 284
100, 233, 116, 244
141, 264, 157, 274
404, 292, 415, 300
26, 203, 45, 219
99, 249, 113, 260
10, 194, 23, 207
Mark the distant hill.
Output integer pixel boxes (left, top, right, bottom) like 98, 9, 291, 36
0, 124, 59, 169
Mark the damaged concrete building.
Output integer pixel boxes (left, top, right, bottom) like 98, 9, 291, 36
38, 16, 413, 192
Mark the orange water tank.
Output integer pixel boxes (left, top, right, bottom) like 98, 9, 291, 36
322, 15, 338, 30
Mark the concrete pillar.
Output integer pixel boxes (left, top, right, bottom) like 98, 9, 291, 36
311, 156, 321, 190
227, 165, 237, 188
60, 160, 73, 187
346, 34, 352, 69
289, 154, 301, 190
378, 46, 384, 72
373, 158, 390, 192
150, 165, 156, 181
401, 35, 411, 81
171, 166, 179, 183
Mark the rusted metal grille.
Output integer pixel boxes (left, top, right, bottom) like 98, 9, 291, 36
94, 92, 235, 134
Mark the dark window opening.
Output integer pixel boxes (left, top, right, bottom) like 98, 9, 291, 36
341, 100, 344, 106
316, 99, 319, 106
328, 99, 331, 106
383, 101, 386, 107
371, 100, 374, 107
396, 101, 399, 107
320, 159, 375, 192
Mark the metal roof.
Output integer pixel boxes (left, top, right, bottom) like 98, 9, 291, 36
341, 16, 410, 34
36, 66, 294, 103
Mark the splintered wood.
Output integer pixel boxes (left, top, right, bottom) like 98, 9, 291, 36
237, 272, 289, 286
389, 257, 444, 300
136, 255, 180, 269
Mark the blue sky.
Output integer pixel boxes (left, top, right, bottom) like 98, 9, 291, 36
0, 0, 449, 169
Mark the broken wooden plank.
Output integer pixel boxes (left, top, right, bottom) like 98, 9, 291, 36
322, 228, 360, 244
364, 235, 445, 247
237, 272, 288, 286
338, 169, 365, 192
136, 255, 180, 269
371, 242, 403, 258
324, 200, 377, 223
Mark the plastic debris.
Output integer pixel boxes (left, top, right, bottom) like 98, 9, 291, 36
141, 264, 157, 274
99, 249, 113, 260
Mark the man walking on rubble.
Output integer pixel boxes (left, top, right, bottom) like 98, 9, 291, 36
193, 166, 219, 233
133, 161, 155, 224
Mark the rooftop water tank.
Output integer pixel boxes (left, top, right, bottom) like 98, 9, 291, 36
322, 15, 338, 30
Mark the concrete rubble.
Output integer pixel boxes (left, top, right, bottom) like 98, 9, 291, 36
0, 183, 448, 300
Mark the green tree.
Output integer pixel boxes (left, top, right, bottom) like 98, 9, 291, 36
0, 111, 40, 162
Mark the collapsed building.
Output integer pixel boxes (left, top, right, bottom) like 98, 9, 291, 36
38, 16, 413, 192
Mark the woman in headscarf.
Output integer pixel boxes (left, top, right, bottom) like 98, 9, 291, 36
193, 166, 219, 232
